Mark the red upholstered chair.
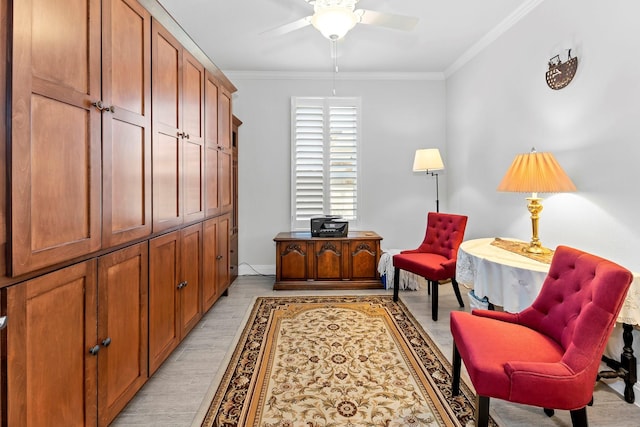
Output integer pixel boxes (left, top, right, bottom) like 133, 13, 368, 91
392, 212, 468, 321
450, 245, 633, 427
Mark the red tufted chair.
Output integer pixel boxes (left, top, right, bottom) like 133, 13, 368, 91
450, 245, 633, 427
392, 212, 468, 321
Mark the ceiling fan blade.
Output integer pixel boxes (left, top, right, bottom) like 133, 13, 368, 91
260, 16, 312, 36
356, 9, 419, 31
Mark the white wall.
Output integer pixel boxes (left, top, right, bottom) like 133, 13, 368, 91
228, 74, 447, 273
447, 0, 640, 272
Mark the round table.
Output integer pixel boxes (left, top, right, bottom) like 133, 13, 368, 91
456, 237, 549, 313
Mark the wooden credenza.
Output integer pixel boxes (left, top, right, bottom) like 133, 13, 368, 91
274, 231, 383, 290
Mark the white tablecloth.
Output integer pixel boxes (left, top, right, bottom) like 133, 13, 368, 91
457, 238, 640, 325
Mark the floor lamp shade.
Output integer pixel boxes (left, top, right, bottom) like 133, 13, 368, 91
497, 149, 576, 254
413, 148, 444, 172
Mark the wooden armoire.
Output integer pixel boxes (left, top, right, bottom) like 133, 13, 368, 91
0, 0, 238, 425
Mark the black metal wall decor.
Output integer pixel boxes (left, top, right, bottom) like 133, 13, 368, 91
546, 49, 578, 90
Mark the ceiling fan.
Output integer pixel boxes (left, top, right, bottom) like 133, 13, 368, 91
264, 0, 419, 41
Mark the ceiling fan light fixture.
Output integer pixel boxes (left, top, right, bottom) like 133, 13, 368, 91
311, 6, 358, 40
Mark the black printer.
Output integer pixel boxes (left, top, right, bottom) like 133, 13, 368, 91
310, 215, 349, 237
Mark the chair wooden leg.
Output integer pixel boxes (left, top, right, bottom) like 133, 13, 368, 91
393, 268, 400, 302
475, 395, 490, 427
431, 280, 438, 321
451, 278, 465, 308
570, 407, 588, 427
452, 343, 461, 396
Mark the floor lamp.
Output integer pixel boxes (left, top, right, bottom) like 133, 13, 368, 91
413, 148, 444, 212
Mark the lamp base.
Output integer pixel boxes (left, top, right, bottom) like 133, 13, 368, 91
522, 243, 552, 255
524, 196, 551, 255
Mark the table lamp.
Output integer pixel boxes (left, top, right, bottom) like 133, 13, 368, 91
413, 148, 444, 212
497, 148, 576, 254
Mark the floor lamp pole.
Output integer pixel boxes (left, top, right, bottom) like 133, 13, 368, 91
431, 172, 440, 213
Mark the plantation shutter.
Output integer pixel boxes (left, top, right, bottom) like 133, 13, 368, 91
291, 97, 360, 230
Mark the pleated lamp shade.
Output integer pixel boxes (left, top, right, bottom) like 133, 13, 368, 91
497, 150, 576, 193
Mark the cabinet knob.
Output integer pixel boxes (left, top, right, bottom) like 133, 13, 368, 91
102, 337, 112, 347
89, 345, 101, 356
177, 131, 185, 138
91, 100, 115, 113
216, 255, 223, 260
177, 281, 188, 289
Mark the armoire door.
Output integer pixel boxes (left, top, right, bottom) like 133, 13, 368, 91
97, 242, 149, 427
6, 260, 98, 427
101, 0, 152, 248
9, 0, 102, 276
204, 72, 220, 217
216, 214, 231, 297
152, 20, 183, 233
202, 216, 219, 312
217, 89, 233, 213
182, 51, 206, 224
148, 231, 180, 374
180, 223, 203, 337
0, 0, 7, 280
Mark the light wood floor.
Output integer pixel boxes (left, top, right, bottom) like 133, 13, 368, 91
111, 275, 640, 426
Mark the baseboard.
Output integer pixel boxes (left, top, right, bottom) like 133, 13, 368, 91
238, 264, 275, 276
605, 381, 640, 407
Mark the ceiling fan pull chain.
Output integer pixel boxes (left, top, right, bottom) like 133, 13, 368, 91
332, 40, 338, 96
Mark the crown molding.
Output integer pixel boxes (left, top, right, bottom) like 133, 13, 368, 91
224, 70, 445, 82
444, 0, 546, 78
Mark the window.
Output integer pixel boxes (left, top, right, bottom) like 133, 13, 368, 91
291, 97, 361, 230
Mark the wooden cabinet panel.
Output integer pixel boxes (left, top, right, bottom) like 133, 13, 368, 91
204, 74, 219, 216
183, 51, 205, 223
202, 217, 218, 312
217, 90, 233, 212
102, 0, 152, 248
97, 242, 148, 427
217, 143, 233, 214
350, 240, 380, 280
149, 224, 207, 373
180, 223, 202, 337
218, 90, 232, 151
278, 241, 309, 281
0, 0, 7, 281
152, 22, 183, 233
216, 214, 231, 297
202, 214, 229, 311
152, 21, 207, 230
149, 231, 180, 374
315, 241, 343, 280
10, 0, 101, 276
230, 233, 238, 284
6, 260, 98, 427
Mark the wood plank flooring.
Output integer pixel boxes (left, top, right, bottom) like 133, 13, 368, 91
111, 275, 640, 426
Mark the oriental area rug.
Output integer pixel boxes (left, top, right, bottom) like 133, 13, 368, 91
199, 295, 496, 427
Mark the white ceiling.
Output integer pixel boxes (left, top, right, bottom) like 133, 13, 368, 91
156, 0, 537, 74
